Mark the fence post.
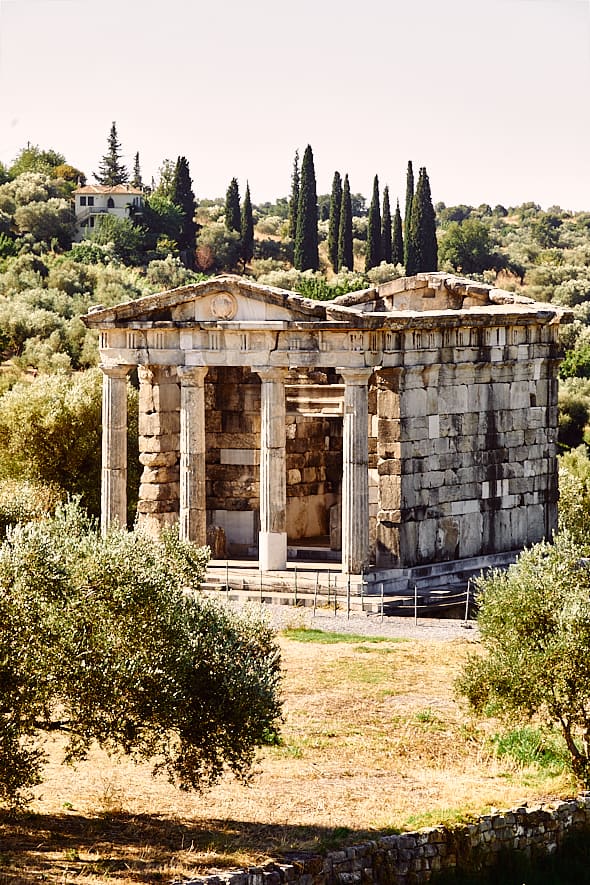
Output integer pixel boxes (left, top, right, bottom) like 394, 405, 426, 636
464, 578, 471, 622
225, 559, 229, 602
294, 565, 298, 607
314, 572, 319, 616
347, 575, 351, 620
414, 582, 418, 627
380, 582, 384, 623
334, 574, 337, 617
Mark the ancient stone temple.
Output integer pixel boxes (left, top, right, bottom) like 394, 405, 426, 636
83, 273, 568, 578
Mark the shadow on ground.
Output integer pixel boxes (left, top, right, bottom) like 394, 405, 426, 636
0, 811, 385, 884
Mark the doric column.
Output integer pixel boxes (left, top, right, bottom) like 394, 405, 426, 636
256, 367, 288, 571
339, 367, 372, 574
178, 366, 208, 545
100, 363, 133, 535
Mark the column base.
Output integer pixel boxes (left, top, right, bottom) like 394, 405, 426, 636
259, 531, 287, 571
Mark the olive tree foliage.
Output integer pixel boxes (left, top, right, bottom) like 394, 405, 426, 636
457, 451, 590, 785
0, 172, 74, 249
0, 369, 139, 520
0, 501, 282, 808
457, 531, 590, 785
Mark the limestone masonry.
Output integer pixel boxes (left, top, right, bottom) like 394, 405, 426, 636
83, 272, 570, 577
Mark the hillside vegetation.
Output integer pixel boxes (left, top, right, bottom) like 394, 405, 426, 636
0, 139, 589, 500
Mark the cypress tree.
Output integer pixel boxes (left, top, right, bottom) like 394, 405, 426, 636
171, 156, 197, 269
288, 149, 300, 240
328, 171, 342, 271
392, 199, 404, 266
408, 167, 438, 274
225, 177, 241, 233
241, 182, 254, 269
294, 145, 319, 271
381, 185, 392, 264
365, 175, 381, 271
338, 174, 353, 272
94, 121, 128, 185
131, 152, 142, 189
403, 160, 414, 270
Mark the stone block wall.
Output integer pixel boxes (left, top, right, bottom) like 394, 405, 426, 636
286, 414, 341, 541
136, 365, 181, 536
176, 796, 590, 885
375, 322, 560, 568
205, 368, 344, 553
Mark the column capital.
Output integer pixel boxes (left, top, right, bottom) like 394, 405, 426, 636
100, 363, 134, 379
178, 365, 208, 385
255, 366, 288, 383
137, 364, 178, 384
338, 366, 373, 385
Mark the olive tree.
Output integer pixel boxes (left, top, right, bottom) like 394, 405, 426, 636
0, 369, 139, 520
457, 529, 590, 784
0, 501, 282, 807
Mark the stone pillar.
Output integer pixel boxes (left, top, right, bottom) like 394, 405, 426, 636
340, 367, 372, 574
137, 365, 180, 537
100, 363, 133, 535
256, 367, 287, 571
178, 366, 208, 545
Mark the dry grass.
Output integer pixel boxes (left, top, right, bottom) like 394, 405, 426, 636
0, 630, 575, 884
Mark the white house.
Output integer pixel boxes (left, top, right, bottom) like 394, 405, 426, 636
73, 185, 144, 241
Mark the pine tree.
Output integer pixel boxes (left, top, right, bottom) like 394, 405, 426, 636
94, 122, 128, 185
328, 171, 342, 271
294, 145, 319, 271
365, 175, 381, 272
403, 160, 414, 270
225, 178, 241, 233
408, 167, 438, 274
381, 185, 392, 264
241, 182, 254, 269
288, 150, 300, 240
338, 174, 353, 272
392, 199, 404, 266
171, 156, 197, 269
131, 152, 143, 189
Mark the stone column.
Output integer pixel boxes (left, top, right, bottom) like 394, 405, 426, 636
256, 367, 288, 571
100, 363, 133, 535
178, 366, 208, 545
340, 367, 372, 574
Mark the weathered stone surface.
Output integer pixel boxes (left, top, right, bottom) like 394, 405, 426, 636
139, 451, 178, 467
90, 274, 568, 569
207, 524, 227, 558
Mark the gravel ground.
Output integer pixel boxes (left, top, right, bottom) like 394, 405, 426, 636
228, 600, 480, 642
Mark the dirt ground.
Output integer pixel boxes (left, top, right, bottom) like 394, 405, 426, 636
0, 610, 574, 884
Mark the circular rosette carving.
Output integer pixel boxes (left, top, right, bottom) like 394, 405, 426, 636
210, 291, 238, 320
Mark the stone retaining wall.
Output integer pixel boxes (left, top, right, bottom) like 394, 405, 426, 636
176, 796, 590, 885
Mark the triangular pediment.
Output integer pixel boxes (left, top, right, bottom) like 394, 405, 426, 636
83, 274, 353, 328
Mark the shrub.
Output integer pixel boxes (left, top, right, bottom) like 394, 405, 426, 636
0, 369, 139, 520
0, 478, 63, 539
457, 532, 590, 785
0, 501, 282, 808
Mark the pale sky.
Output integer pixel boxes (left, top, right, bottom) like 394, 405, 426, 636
0, 0, 589, 210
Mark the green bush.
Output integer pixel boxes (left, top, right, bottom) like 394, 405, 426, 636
0, 369, 139, 520
0, 478, 63, 539
456, 532, 590, 785
0, 501, 282, 808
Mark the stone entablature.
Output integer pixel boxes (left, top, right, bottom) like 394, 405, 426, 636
83, 273, 570, 575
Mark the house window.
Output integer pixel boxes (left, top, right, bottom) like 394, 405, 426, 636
107, 197, 115, 208
80, 196, 87, 206
88, 196, 94, 206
